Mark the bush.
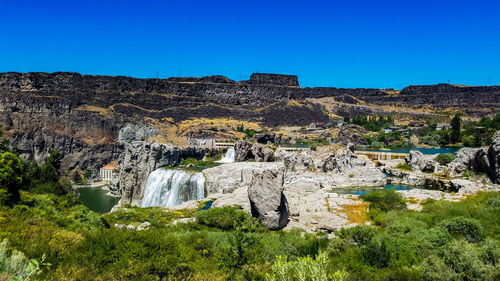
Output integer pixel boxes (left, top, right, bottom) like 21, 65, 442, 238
395, 162, 412, 171
361, 189, 406, 212
338, 226, 377, 245
440, 216, 484, 243
195, 206, 263, 231
434, 153, 456, 165
265, 251, 348, 281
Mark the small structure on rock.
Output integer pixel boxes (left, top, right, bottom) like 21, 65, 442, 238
100, 164, 117, 183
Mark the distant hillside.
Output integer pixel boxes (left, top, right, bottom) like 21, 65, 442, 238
0, 72, 498, 174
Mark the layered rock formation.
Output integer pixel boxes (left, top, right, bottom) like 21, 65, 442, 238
248, 168, 289, 230
234, 140, 274, 162
445, 131, 500, 183
405, 151, 437, 173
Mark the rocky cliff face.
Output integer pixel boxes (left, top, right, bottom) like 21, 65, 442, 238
1, 71, 498, 176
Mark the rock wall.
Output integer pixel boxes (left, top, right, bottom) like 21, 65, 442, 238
446, 131, 500, 183
247, 73, 299, 87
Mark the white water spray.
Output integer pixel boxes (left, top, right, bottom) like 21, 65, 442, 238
216, 147, 235, 163
141, 168, 205, 208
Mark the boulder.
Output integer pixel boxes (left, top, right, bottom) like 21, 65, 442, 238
234, 140, 274, 162
446, 147, 480, 176
248, 168, 289, 230
234, 140, 252, 162
336, 124, 368, 147
118, 124, 159, 143
255, 133, 275, 144
251, 144, 274, 162
488, 131, 500, 183
405, 150, 436, 172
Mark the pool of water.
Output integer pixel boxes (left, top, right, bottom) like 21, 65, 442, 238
199, 200, 214, 211
362, 147, 461, 155
78, 187, 120, 213
330, 184, 422, 195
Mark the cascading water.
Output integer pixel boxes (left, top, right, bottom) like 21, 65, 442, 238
216, 147, 235, 163
141, 168, 205, 208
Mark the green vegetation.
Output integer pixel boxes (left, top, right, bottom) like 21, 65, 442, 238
1, 127, 500, 280
360, 189, 406, 212
450, 114, 461, 144
395, 162, 412, 171
349, 115, 394, 132
179, 157, 221, 171
434, 153, 456, 165
418, 113, 500, 147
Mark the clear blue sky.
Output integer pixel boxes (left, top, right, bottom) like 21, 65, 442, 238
1, 0, 499, 89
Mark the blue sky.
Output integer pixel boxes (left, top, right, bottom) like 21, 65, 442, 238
0, 0, 499, 88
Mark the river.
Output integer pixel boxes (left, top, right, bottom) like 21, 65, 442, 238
78, 187, 119, 213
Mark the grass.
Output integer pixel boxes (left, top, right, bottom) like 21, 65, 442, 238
395, 162, 412, 171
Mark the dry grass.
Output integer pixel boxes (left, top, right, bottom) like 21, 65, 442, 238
338, 201, 370, 225
145, 117, 263, 146
75, 105, 109, 115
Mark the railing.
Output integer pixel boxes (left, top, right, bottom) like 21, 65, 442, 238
354, 151, 408, 161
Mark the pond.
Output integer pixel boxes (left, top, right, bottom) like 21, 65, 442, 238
330, 183, 423, 195
362, 147, 461, 155
78, 187, 120, 213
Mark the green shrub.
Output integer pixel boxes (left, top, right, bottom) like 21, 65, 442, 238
195, 206, 263, 231
338, 226, 377, 245
434, 153, 456, 165
440, 216, 484, 243
265, 251, 348, 281
361, 189, 406, 212
395, 162, 412, 171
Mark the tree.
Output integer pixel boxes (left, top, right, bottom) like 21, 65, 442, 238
0, 152, 23, 204
0, 125, 9, 153
450, 114, 461, 143
40, 150, 62, 183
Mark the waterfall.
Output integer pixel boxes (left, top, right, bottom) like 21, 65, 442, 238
216, 147, 235, 163
141, 168, 206, 208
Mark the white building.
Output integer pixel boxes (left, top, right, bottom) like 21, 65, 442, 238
99, 165, 117, 183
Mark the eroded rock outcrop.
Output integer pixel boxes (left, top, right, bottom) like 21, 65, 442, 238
488, 131, 500, 183
445, 131, 500, 183
336, 124, 368, 147
234, 140, 274, 162
248, 168, 289, 230
405, 150, 436, 172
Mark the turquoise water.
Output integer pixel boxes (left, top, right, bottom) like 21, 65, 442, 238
199, 200, 214, 211
78, 187, 119, 213
330, 184, 421, 195
363, 147, 461, 155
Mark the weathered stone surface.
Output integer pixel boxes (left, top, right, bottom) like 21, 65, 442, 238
234, 140, 253, 162
234, 140, 274, 162
444, 130, 500, 183
282, 145, 385, 188
446, 147, 481, 176
248, 168, 288, 230
488, 131, 500, 183
251, 144, 274, 162
247, 73, 299, 87
335, 124, 368, 147
204, 162, 283, 195
405, 150, 436, 172
10, 130, 123, 177
118, 124, 159, 143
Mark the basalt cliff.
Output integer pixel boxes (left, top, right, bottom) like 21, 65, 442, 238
0, 72, 499, 176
